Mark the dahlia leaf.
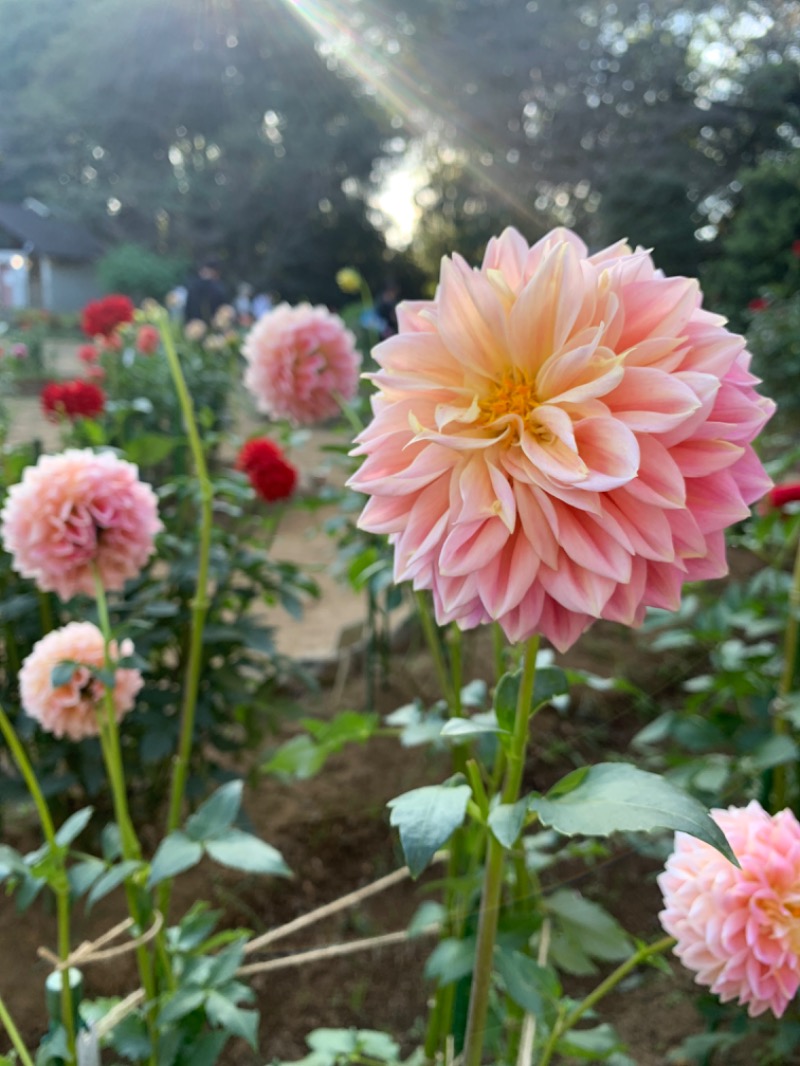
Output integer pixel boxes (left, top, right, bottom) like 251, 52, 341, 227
530, 763, 737, 865
148, 832, 203, 886
185, 780, 243, 842
204, 830, 291, 878
488, 799, 529, 848
388, 783, 472, 878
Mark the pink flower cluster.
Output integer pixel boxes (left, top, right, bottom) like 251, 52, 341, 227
1, 450, 162, 600
243, 303, 360, 425
348, 227, 775, 651
19, 622, 142, 741
659, 801, 800, 1018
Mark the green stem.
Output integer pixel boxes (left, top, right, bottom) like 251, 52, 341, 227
157, 310, 214, 909
0, 990, 35, 1066
772, 531, 800, 810
462, 635, 539, 1066
0, 705, 76, 1064
415, 592, 456, 710
334, 390, 364, 437
91, 573, 159, 1056
492, 623, 506, 685
537, 936, 675, 1066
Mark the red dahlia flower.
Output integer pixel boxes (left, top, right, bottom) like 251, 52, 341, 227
767, 482, 800, 510
237, 438, 298, 502
41, 380, 106, 421
81, 294, 135, 338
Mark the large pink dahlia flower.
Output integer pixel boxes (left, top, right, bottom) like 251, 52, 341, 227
348, 227, 775, 651
243, 303, 361, 425
19, 622, 143, 741
659, 801, 800, 1018
1, 449, 162, 600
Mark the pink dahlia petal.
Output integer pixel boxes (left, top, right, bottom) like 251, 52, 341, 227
348, 227, 775, 650
243, 303, 360, 425
1, 450, 162, 600
659, 802, 800, 1018
19, 622, 143, 741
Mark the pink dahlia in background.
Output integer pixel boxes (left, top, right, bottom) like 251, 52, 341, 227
659, 801, 800, 1018
19, 622, 143, 741
236, 437, 298, 502
0, 449, 162, 600
348, 227, 775, 652
78, 343, 99, 364
135, 324, 161, 355
243, 302, 360, 425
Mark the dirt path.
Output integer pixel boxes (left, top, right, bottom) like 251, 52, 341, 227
6, 338, 370, 663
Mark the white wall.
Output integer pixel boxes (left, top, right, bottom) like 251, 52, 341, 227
0, 251, 30, 309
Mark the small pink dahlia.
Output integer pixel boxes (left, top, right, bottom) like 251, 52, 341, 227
347, 227, 775, 651
659, 801, 800, 1018
1, 449, 162, 600
19, 622, 143, 741
243, 302, 360, 425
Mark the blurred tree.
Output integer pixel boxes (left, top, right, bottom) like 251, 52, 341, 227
0, 0, 407, 304
97, 244, 188, 302
702, 151, 800, 324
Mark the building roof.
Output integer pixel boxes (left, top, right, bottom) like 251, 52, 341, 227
0, 201, 104, 262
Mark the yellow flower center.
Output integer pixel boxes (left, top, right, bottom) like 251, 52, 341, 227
758, 896, 800, 954
478, 370, 554, 445
479, 369, 539, 423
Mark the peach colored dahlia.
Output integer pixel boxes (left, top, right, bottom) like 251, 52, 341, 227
19, 622, 143, 741
243, 303, 360, 425
1, 449, 162, 600
659, 801, 800, 1018
347, 227, 775, 651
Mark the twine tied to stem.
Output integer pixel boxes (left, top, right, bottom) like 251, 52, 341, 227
38, 911, 164, 972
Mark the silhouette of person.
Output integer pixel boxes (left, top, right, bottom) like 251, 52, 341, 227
184, 258, 227, 324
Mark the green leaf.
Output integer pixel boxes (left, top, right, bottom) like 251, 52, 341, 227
158, 988, 207, 1026
68, 857, 105, 898
124, 433, 178, 467
55, 806, 93, 847
108, 1012, 152, 1061
439, 717, 506, 740
494, 667, 569, 734
387, 783, 472, 878
185, 781, 243, 843
743, 734, 799, 773
204, 992, 259, 1049
557, 1023, 622, 1058
488, 799, 528, 848
530, 763, 737, 864
264, 735, 326, 781
407, 901, 446, 938
424, 937, 476, 985
50, 660, 77, 687
494, 948, 560, 1018
87, 860, 142, 909
204, 830, 291, 878
148, 832, 204, 887
533, 666, 569, 707
546, 889, 632, 963
493, 671, 521, 734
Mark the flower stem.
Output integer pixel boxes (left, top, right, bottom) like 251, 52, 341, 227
536, 935, 675, 1066
91, 572, 158, 1056
156, 310, 214, 905
0, 990, 35, 1066
0, 704, 76, 1064
462, 635, 539, 1066
414, 592, 456, 711
773, 530, 800, 809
